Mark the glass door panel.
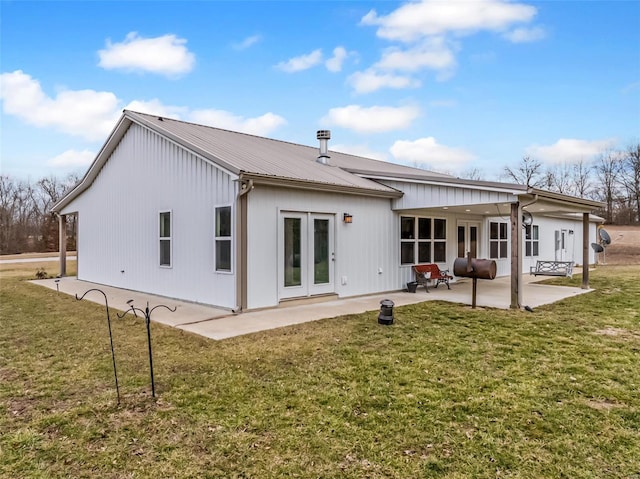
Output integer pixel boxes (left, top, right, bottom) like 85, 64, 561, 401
457, 222, 480, 259
457, 226, 465, 258
284, 217, 302, 287
313, 219, 329, 284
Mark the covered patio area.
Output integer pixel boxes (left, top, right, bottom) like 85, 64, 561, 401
32, 273, 592, 340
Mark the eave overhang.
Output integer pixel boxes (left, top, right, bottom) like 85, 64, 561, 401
239, 172, 404, 199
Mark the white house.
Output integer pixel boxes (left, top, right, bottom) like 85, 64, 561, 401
52, 110, 603, 311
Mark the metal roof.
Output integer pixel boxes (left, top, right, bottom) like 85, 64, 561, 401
51, 110, 604, 213
126, 110, 407, 195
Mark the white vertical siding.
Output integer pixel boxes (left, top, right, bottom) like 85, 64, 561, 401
521, 216, 598, 272
60, 124, 238, 308
382, 180, 518, 210
246, 186, 401, 309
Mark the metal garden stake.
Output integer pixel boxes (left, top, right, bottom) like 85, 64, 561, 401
75, 288, 120, 404
118, 300, 176, 398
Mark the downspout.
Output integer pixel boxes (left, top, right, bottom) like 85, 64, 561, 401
233, 178, 254, 313
521, 193, 539, 210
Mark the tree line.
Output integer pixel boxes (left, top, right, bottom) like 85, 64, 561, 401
500, 143, 640, 224
0, 174, 79, 255
1, 142, 638, 255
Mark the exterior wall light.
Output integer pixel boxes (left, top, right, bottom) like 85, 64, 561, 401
343, 213, 353, 224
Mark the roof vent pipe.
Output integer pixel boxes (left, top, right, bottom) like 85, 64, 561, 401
317, 130, 331, 165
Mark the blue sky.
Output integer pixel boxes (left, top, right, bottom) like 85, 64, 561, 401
1, 0, 639, 180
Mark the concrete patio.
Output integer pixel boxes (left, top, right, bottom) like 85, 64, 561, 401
32, 273, 593, 341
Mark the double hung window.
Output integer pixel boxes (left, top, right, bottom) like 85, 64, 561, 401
525, 225, 539, 257
215, 206, 232, 272
159, 211, 172, 267
489, 221, 508, 259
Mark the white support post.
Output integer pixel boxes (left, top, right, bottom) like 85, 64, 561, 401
58, 214, 67, 277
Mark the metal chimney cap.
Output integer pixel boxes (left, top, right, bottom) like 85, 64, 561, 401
317, 130, 331, 140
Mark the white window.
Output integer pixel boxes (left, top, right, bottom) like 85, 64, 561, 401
489, 221, 508, 259
400, 216, 447, 264
215, 206, 232, 272
159, 211, 172, 267
525, 225, 539, 257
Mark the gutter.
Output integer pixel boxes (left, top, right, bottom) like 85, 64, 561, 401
521, 193, 539, 210
240, 172, 403, 199
527, 188, 604, 210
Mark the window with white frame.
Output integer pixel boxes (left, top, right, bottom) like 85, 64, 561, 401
489, 221, 508, 259
159, 211, 171, 267
400, 216, 447, 264
525, 224, 539, 257
215, 206, 232, 272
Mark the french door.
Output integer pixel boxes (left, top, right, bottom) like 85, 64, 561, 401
457, 221, 480, 259
280, 212, 335, 299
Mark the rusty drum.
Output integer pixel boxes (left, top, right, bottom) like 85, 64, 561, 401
453, 258, 497, 280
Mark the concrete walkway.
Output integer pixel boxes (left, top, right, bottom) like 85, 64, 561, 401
31, 274, 593, 341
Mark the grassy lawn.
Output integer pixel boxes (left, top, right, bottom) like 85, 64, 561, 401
1, 264, 639, 478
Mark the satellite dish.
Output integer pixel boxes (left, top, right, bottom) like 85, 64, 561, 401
599, 228, 611, 245
591, 242, 604, 253
522, 210, 533, 227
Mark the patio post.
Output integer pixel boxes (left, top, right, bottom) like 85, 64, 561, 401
582, 212, 589, 289
510, 202, 521, 309
58, 213, 67, 277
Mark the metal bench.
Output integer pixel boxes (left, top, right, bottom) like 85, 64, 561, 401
412, 264, 453, 292
530, 260, 574, 277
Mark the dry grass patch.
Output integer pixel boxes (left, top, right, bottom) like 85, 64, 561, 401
595, 327, 640, 340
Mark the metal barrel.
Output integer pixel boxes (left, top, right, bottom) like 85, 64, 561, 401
453, 258, 497, 280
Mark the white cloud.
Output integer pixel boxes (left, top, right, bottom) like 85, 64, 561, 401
124, 99, 186, 119
503, 26, 546, 43
361, 0, 537, 42
124, 100, 286, 135
322, 105, 420, 133
348, 69, 420, 94
526, 138, 615, 164
233, 34, 262, 50
0, 71, 288, 142
47, 149, 95, 168
355, 0, 542, 91
188, 109, 286, 136
98, 32, 195, 76
325, 47, 348, 72
330, 143, 389, 161
0, 70, 121, 141
390, 137, 476, 170
276, 49, 323, 72
375, 38, 456, 72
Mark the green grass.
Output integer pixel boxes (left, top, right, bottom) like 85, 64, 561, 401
1, 264, 639, 478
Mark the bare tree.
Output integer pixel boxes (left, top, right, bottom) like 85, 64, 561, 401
594, 151, 623, 223
543, 163, 573, 195
619, 142, 640, 223
458, 167, 485, 181
502, 156, 544, 188
570, 159, 594, 199
0, 173, 80, 254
